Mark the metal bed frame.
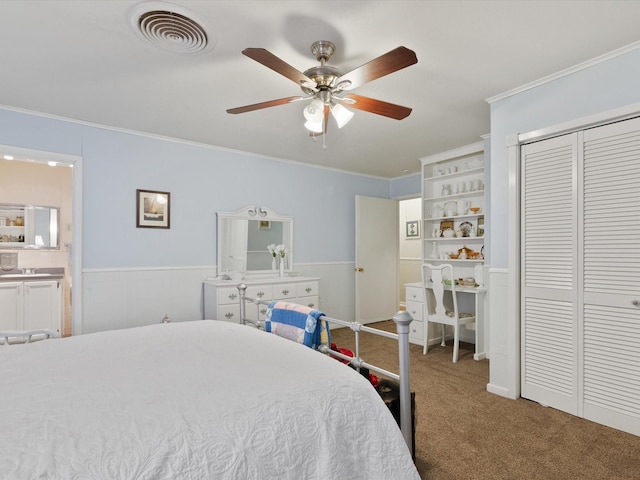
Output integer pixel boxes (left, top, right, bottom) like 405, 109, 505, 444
236, 283, 414, 450
0, 329, 59, 345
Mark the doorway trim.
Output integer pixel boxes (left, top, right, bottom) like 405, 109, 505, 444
0, 144, 82, 334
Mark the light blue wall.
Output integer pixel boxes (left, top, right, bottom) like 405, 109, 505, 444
390, 172, 420, 199
489, 47, 640, 268
0, 108, 390, 269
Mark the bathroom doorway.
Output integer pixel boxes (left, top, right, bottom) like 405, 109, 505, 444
0, 147, 81, 335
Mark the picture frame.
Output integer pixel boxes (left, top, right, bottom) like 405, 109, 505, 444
440, 220, 454, 232
136, 189, 170, 229
258, 220, 271, 230
405, 220, 420, 239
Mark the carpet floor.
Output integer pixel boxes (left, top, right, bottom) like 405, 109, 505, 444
330, 320, 640, 480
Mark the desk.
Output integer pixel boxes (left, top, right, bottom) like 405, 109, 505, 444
405, 282, 486, 360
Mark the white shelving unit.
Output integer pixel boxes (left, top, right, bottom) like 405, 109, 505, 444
420, 141, 485, 279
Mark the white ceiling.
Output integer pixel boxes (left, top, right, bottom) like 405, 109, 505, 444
1, 0, 640, 178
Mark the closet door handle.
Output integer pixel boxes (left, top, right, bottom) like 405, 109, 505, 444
632, 299, 640, 307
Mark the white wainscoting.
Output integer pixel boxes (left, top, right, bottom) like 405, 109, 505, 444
81, 262, 356, 335
293, 262, 355, 322
81, 266, 217, 334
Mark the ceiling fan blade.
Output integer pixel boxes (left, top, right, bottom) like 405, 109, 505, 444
340, 94, 412, 120
242, 48, 317, 89
335, 46, 417, 91
226, 96, 307, 114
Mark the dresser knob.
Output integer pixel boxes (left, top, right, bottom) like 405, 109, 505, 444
225, 312, 234, 319
305, 287, 312, 293
228, 293, 237, 300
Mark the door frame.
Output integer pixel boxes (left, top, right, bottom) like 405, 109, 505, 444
0, 144, 82, 335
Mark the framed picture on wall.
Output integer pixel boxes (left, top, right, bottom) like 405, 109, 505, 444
136, 189, 170, 229
405, 220, 420, 239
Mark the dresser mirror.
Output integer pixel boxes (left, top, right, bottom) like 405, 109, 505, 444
0, 204, 59, 249
217, 206, 293, 276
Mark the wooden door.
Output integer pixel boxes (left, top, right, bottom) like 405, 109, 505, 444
355, 195, 398, 324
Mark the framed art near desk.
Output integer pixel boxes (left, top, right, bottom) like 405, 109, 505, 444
406, 220, 420, 239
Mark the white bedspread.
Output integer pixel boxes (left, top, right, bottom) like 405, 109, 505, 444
0, 320, 419, 479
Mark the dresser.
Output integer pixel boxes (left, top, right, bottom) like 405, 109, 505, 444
203, 276, 320, 324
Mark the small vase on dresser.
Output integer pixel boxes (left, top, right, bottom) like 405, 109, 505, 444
279, 257, 285, 277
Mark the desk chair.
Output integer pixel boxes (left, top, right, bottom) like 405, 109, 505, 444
422, 263, 475, 363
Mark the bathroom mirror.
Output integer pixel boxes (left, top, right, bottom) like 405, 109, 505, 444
0, 204, 60, 249
217, 206, 293, 275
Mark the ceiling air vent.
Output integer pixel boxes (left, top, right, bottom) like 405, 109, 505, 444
129, 2, 213, 54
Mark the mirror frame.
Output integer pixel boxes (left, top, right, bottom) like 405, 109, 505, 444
216, 206, 293, 276
0, 203, 60, 250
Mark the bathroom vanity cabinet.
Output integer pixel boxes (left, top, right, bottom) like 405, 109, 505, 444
0, 279, 63, 334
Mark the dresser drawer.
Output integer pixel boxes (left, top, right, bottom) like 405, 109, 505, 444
409, 318, 424, 345
246, 285, 273, 302
297, 296, 319, 310
405, 286, 424, 303
217, 304, 240, 323
405, 300, 424, 322
297, 281, 319, 297
217, 286, 241, 305
273, 283, 298, 300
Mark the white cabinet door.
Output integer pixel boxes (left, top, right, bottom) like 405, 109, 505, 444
521, 133, 579, 415
0, 282, 22, 330
582, 117, 640, 434
23, 281, 62, 334
521, 116, 640, 436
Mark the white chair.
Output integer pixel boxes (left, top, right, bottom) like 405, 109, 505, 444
421, 263, 475, 363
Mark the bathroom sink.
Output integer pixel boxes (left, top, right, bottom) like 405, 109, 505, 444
0, 273, 53, 279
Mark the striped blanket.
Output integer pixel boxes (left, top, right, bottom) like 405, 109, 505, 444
265, 301, 329, 349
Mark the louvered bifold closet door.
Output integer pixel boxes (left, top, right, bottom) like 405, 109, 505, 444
521, 134, 578, 415
582, 117, 640, 436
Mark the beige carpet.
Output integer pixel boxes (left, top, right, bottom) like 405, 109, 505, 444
330, 321, 640, 480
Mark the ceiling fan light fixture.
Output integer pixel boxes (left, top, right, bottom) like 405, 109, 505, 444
303, 99, 324, 121
331, 103, 354, 128
304, 119, 324, 133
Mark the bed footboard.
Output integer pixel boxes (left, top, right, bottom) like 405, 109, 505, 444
0, 329, 59, 345
236, 283, 414, 451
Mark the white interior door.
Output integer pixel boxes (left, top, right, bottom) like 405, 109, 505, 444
521, 133, 579, 415
355, 195, 398, 324
582, 117, 640, 435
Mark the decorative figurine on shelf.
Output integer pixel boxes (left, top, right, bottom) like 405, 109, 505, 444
430, 241, 438, 259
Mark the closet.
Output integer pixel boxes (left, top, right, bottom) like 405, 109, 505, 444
521, 116, 640, 436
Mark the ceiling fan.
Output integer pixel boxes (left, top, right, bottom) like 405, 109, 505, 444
226, 41, 418, 137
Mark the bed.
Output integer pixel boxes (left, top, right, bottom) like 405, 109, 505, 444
0, 320, 419, 479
